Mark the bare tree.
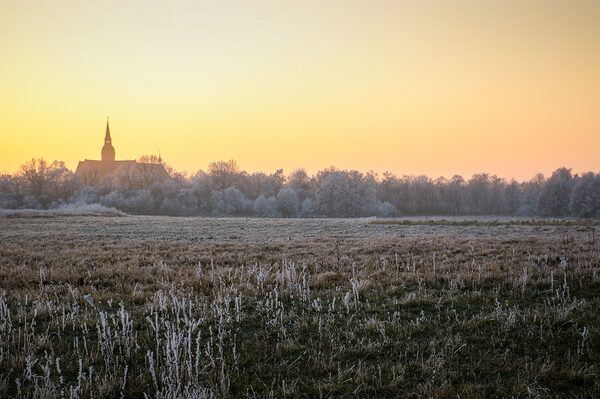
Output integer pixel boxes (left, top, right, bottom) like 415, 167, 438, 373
4, 156, 599, 218
19, 158, 49, 198
47, 161, 80, 202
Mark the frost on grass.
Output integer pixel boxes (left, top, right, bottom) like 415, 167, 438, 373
0, 204, 125, 218
0, 217, 598, 398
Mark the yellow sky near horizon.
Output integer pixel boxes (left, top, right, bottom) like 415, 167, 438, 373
1, 0, 599, 181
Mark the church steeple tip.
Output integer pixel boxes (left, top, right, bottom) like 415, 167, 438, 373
105, 117, 111, 143
101, 117, 115, 162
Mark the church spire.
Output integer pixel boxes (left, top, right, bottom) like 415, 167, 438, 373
101, 117, 115, 162
105, 117, 111, 143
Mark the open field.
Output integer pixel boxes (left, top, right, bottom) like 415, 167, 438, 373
1, 216, 599, 398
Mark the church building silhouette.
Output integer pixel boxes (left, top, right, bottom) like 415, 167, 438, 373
75, 118, 168, 186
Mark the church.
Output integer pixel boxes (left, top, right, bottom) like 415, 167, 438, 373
75, 119, 168, 187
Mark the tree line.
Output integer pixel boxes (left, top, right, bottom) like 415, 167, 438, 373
1, 158, 599, 218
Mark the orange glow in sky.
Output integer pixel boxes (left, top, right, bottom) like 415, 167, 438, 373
1, 1, 599, 180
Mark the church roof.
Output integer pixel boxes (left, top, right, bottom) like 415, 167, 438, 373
75, 120, 168, 187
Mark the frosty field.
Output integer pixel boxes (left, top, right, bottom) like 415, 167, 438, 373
0, 216, 599, 398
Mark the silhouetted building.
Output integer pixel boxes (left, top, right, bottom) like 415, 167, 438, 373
101, 120, 115, 162
75, 119, 168, 187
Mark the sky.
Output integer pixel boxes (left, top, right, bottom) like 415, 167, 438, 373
1, 0, 599, 181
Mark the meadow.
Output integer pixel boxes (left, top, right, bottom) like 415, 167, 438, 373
0, 215, 599, 398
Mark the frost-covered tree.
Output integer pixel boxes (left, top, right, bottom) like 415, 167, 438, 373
126, 190, 156, 214
276, 188, 300, 217
410, 175, 436, 214
447, 175, 465, 215
315, 169, 378, 217
188, 171, 216, 215
100, 189, 155, 214
238, 169, 285, 199
253, 195, 279, 217
287, 169, 313, 202
466, 173, 491, 214
299, 197, 316, 217
47, 161, 80, 204
19, 158, 50, 199
212, 187, 250, 216
16, 159, 82, 207
208, 160, 243, 190
70, 186, 99, 206
377, 201, 398, 217
5, 155, 599, 217
0, 174, 23, 208
489, 175, 506, 214
100, 190, 126, 210
503, 179, 523, 215
536, 168, 574, 217
159, 187, 199, 216
569, 172, 600, 218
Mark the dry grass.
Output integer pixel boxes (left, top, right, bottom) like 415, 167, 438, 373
0, 204, 125, 218
0, 217, 599, 398
369, 217, 600, 227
